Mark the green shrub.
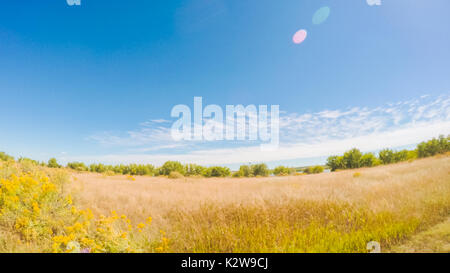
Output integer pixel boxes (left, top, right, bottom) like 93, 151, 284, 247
304, 165, 324, 174
237, 165, 252, 177
168, 171, 184, 179
343, 148, 362, 169
407, 150, 418, 160
378, 149, 394, 164
0, 152, 14, 162
380, 149, 415, 164
18, 157, 39, 165
251, 164, 269, 177
125, 164, 154, 176
313, 165, 324, 173
47, 158, 61, 168
234, 164, 269, 177
185, 164, 207, 176
326, 156, 345, 171
67, 162, 89, 172
159, 161, 186, 176
203, 166, 231, 177
273, 166, 294, 176
360, 153, 380, 167
232, 172, 242, 178
417, 135, 450, 158
89, 163, 108, 173
393, 150, 409, 163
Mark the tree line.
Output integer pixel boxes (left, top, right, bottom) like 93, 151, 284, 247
326, 135, 449, 171
1, 135, 448, 177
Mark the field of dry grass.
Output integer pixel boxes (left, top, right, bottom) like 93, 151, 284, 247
68, 155, 450, 252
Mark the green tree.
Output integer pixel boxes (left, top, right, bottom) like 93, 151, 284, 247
18, 157, 38, 165
417, 135, 450, 158
89, 163, 107, 173
185, 164, 207, 176
237, 165, 252, 177
393, 150, 409, 163
203, 166, 231, 177
159, 161, 186, 176
0, 152, 14, 162
304, 165, 324, 174
251, 164, 269, 177
360, 153, 379, 167
326, 156, 345, 171
407, 150, 417, 160
343, 148, 362, 169
67, 162, 88, 171
378, 149, 394, 164
48, 158, 60, 168
273, 166, 294, 176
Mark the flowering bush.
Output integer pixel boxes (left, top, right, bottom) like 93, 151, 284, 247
0, 161, 159, 253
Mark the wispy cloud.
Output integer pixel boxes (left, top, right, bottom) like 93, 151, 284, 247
366, 0, 381, 6
71, 119, 449, 166
279, 95, 449, 144
79, 94, 450, 166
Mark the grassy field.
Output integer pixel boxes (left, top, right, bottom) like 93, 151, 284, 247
67, 155, 450, 253
1, 155, 449, 253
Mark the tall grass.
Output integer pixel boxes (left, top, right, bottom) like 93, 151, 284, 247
2, 155, 449, 252
165, 201, 422, 252
69, 155, 449, 253
163, 192, 450, 253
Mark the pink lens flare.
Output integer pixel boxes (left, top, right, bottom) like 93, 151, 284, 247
292, 29, 307, 44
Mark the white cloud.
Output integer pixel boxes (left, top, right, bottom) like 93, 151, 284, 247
150, 119, 171, 124
69, 120, 450, 166
278, 95, 450, 144
367, 0, 381, 6
77, 94, 450, 166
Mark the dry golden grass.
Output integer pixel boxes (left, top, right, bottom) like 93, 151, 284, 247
68, 155, 450, 252
70, 156, 449, 221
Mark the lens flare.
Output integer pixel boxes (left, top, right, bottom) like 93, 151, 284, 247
312, 6, 330, 25
292, 29, 307, 44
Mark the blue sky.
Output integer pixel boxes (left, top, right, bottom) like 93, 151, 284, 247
0, 0, 449, 168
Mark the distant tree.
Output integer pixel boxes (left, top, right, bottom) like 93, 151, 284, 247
326, 156, 345, 171
203, 166, 231, 177
393, 150, 409, 163
67, 162, 88, 171
48, 158, 61, 168
89, 163, 109, 173
124, 164, 154, 176
18, 157, 39, 165
251, 164, 269, 177
159, 161, 186, 176
312, 165, 324, 173
417, 135, 450, 158
343, 148, 362, 169
360, 153, 379, 167
237, 165, 252, 177
378, 149, 395, 165
304, 165, 324, 174
168, 171, 184, 179
185, 164, 207, 176
0, 152, 14, 162
407, 150, 417, 160
273, 166, 294, 176
232, 172, 241, 178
